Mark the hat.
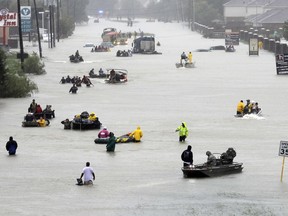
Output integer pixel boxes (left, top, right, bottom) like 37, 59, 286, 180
103, 127, 107, 130
90, 112, 95, 115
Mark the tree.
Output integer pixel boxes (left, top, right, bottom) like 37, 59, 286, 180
283, 21, 288, 41
0, 49, 38, 98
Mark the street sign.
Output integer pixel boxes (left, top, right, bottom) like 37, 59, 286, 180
279, 141, 288, 156
20, 6, 31, 33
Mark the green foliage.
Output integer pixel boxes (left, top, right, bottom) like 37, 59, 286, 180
283, 21, 288, 41
23, 52, 46, 75
0, 49, 38, 98
59, 16, 75, 38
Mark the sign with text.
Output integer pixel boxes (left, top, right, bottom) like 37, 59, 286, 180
249, 38, 259, 56
225, 31, 239, 46
20, 6, 31, 33
279, 141, 288, 157
0, 8, 18, 27
276, 54, 288, 75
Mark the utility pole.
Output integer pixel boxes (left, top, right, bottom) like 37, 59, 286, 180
56, 0, 60, 42
33, 0, 42, 58
17, 0, 25, 69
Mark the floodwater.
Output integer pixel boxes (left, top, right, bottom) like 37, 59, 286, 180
1, 18, 288, 216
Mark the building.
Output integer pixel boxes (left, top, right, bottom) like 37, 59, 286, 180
224, 0, 288, 29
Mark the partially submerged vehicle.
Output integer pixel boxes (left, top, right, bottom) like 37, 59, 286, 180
132, 36, 162, 54
102, 28, 118, 45
175, 62, 196, 68
105, 69, 128, 84
210, 45, 226, 50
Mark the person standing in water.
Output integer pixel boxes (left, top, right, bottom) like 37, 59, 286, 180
176, 122, 188, 142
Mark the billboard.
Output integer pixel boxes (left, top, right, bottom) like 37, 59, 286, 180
0, 9, 18, 27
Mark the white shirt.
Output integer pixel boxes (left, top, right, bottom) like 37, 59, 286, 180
82, 167, 94, 182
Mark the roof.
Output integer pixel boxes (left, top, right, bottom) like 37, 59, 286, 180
245, 7, 288, 24
224, 0, 288, 7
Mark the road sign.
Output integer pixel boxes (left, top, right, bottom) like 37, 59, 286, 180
279, 141, 288, 156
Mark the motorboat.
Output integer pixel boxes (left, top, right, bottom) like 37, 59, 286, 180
182, 162, 243, 178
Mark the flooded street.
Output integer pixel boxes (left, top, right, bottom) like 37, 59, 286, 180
1, 18, 288, 215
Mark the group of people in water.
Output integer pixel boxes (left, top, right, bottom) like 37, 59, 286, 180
59, 75, 93, 94
236, 99, 261, 116
180, 51, 193, 65
60, 75, 92, 86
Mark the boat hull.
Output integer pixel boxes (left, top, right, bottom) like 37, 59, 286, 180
182, 162, 243, 178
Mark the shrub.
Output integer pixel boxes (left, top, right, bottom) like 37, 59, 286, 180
23, 52, 46, 75
0, 49, 38, 98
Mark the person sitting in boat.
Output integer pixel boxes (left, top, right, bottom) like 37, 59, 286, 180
43, 105, 55, 118
73, 114, 81, 123
88, 112, 97, 122
181, 145, 193, 167
60, 77, 66, 84
129, 126, 143, 142
89, 68, 95, 76
221, 148, 236, 164
35, 104, 43, 114
188, 52, 193, 64
69, 84, 78, 94
180, 52, 187, 65
206, 151, 217, 166
61, 118, 71, 129
99, 68, 105, 76
98, 127, 110, 138
236, 100, 244, 115
37, 117, 46, 127
25, 113, 35, 122
243, 99, 251, 114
